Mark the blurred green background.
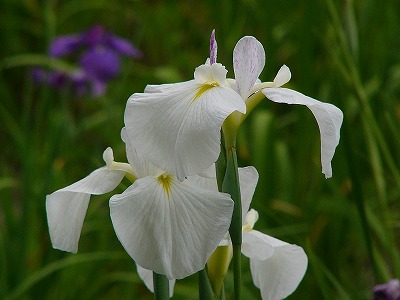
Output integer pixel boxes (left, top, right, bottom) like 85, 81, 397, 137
1, 0, 400, 299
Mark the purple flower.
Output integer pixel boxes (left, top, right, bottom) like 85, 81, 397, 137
34, 25, 141, 97
373, 279, 400, 300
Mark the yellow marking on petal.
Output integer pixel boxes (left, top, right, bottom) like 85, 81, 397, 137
193, 81, 219, 101
158, 173, 173, 198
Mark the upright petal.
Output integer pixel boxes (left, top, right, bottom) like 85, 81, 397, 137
125, 76, 245, 181
262, 88, 343, 178
121, 127, 162, 178
106, 35, 143, 58
238, 166, 259, 222
249, 232, 308, 300
49, 35, 83, 57
273, 65, 291, 87
233, 36, 265, 99
136, 264, 176, 298
46, 167, 125, 253
109, 175, 233, 279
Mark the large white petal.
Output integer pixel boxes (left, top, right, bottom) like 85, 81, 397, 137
233, 36, 266, 99
109, 176, 233, 279
46, 167, 125, 253
262, 88, 343, 178
249, 232, 308, 300
136, 264, 176, 298
125, 81, 245, 180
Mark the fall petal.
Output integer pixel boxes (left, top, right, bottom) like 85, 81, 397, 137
125, 80, 245, 180
262, 88, 343, 178
46, 167, 125, 253
242, 230, 274, 261
109, 176, 233, 279
249, 234, 308, 300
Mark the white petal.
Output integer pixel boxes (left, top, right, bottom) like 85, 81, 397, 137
46, 167, 125, 253
125, 81, 245, 180
136, 264, 176, 298
109, 176, 233, 279
262, 88, 343, 178
233, 36, 266, 99
242, 230, 274, 261
249, 234, 308, 300
273, 65, 291, 87
121, 127, 162, 178
238, 166, 259, 221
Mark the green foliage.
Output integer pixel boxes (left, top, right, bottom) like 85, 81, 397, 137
1, 0, 400, 299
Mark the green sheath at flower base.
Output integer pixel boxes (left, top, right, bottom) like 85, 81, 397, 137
207, 245, 232, 297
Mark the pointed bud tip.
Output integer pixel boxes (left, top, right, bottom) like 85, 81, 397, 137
103, 147, 114, 166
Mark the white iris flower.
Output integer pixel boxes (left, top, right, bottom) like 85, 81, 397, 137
135, 166, 307, 300
46, 128, 234, 280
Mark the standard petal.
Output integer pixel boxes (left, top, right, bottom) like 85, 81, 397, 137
124, 81, 245, 180
46, 167, 125, 253
136, 264, 176, 298
238, 166, 259, 222
249, 235, 308, 300
109, 176, 233, 279
121, 127, 162, 178
262, 88, 343, 178
106, 35, 143, 58
49, 35, 82, 57
233, 36, 266, 99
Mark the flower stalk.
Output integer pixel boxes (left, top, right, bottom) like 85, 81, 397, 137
153, 272, 169, 300
216, 127, 242, 299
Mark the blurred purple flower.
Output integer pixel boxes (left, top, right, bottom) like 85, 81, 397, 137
373, 279, 400, 300
34, 24, 142, 97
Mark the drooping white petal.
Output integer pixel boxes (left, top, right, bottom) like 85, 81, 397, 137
249, 233, 308, 300
125, 78, 245, 181
46, 167, 125, 253
109, 175, 233, 279
121, 127, 162, 178
233, 36, 266, 99
241, 230, 274, 261
262, 88, 343, 178
273, 65, 291, 87
136, 264, 176, 298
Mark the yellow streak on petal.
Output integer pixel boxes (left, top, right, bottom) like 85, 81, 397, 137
158, 173, 173, 198
193, 81, 219, 101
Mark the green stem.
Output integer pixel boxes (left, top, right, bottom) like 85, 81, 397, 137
153, 272, 169, 300
222, 143, 242, 300
232, 244, 242, 299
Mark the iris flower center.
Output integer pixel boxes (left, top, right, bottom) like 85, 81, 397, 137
158, 173, 173, 198
193, 81, 219, 101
